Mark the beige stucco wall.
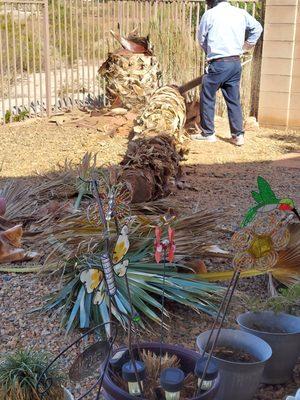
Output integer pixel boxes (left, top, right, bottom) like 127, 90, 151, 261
258, 0, 300, 128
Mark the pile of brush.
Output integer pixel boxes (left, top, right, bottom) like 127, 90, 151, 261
99, 30, 161, 110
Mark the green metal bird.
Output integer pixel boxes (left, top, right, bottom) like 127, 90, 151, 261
241, 176, 300, 227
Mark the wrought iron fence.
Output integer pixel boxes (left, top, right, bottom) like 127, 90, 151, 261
0, 0, 263, 123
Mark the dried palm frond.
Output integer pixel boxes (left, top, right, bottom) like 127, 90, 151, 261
99, 52, 161, 110
129, 209, 226, 262
0, 153, 98, 226
38, 200, 223, 268
272, 223, 300, 285
133, 86, 187, 143
120, 135, 183, 203
0, 180, 39, 222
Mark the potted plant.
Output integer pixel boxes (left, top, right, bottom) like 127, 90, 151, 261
196, 329, 272, 400
102, 342, 220, 400
237, 286, 300, 384
0, 348, 66, 400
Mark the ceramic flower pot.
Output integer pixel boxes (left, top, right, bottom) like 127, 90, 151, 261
102, 342, 220, 400
237, 311, 300, 384
196, 329, 272, 400
63, 387, 75, 400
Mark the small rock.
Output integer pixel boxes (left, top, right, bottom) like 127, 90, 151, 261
245, 116, 259, 131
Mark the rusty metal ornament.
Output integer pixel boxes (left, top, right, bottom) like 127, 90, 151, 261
69, 340, 110, 382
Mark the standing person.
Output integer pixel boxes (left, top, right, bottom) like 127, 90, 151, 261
192, 0, 263, 146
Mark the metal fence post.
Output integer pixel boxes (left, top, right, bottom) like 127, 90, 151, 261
43, 0, 51, 117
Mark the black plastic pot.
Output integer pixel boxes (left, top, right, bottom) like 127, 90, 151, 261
102, 342, 220, 400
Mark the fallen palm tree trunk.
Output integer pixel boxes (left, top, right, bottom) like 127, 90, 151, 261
133, 85, 187, 142
121, 83, 189, 202
120, 135, 184, 203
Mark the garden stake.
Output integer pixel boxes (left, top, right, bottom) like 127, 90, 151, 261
196, 267, 241, 395
91, 178, 144, 396
36, 322, 118, 400
159, 246, 167, 373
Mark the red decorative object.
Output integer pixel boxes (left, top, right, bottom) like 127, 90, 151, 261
279, 203, 293, 211
154, 226, 163, 263
154, 225, 176, 263
167, 227, 176, 263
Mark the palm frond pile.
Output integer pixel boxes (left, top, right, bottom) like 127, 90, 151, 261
133, 85, 187, 142
99, 49, 161, 110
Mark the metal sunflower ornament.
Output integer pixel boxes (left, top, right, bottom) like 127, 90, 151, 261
233, 209, 292, 272
196, 189, 297, 392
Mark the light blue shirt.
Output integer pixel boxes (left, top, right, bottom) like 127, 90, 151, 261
198, 1, 263, 60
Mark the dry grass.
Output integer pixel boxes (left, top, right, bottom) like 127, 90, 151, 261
112, 350, 197, 400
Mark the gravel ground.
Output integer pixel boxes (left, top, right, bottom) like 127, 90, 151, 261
0, 115, 300, 399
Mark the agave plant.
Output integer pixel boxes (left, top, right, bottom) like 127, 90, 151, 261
0, 348, 65, 400
43, 244, 224, 333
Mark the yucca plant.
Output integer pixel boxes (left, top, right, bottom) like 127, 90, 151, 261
43, 245, 224, 333
0, 348, 65, 400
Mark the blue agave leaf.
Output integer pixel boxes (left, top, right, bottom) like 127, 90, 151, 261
66, 286, 85, 332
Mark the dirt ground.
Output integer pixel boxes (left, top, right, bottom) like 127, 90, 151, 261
0, 114, 300, 399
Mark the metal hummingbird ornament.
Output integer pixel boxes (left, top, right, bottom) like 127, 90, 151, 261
196, 177, 299, 395
242, 176, 300, 227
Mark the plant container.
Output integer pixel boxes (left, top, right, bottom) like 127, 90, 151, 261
237, 311, 300, 384
102, 342, 220, 400
196, 329, 272, 400
63, 387, 75, 400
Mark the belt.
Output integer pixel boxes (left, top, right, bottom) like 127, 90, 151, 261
209, 56, 240, 63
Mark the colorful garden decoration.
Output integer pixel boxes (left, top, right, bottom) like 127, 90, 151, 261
233, 209, 292, 272
198, 178, 300, 286
194, 178, 299, 394
242, 176, 300, 227
43, 173, 225, 332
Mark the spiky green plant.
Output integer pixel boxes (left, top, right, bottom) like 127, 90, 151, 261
0, 348, 65, 400
43, 246, 225, 333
